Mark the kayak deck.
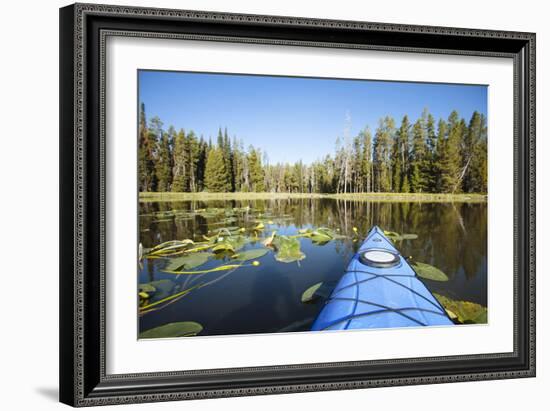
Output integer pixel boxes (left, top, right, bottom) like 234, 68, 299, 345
311, 226, 453, 331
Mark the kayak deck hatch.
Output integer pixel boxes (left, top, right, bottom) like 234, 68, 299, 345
311, 226, 453, 331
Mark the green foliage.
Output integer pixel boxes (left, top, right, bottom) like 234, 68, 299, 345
270, 235, 306, 263
439, 111, 464, 193
163, 252, 212, 271
301, 281, 335, 303
411, 261, 449, 281
392, 115, 410, 192
138, 107, 487, 195
409, 118, 429, 193
204, 147, 231, 192
373, 117, 395, 192
433, 293, 488, 324
138, 103, 157, 191
171, 129, 187, 192
139, 322, 203, 338
248, 147, 265, 192
231, 248, 269, 261
155, 129, 172, 192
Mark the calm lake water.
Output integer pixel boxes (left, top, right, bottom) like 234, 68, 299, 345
138, 198, 487, 337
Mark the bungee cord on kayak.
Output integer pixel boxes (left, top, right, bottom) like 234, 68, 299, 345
327, 270, 446, 312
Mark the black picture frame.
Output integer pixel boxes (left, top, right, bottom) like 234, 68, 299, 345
59, 3, 536, 407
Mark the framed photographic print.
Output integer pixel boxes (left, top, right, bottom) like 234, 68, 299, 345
59, 3, 536, 407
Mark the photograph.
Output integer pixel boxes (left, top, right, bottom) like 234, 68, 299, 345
137, 71, 488, 339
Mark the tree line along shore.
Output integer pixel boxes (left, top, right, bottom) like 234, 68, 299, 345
139, 191, 487, 203
138, 104, 487, 196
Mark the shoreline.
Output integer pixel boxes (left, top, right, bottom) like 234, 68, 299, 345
139, 192, 487, 203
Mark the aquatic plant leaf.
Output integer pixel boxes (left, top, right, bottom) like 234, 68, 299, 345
300, 227, 345, 244
232, 248, 269, 262
301, 283, 322, 303
163, 264, 243, 275
384, 230, 400, 237
149, 239, 195, 256
272, 236, 305, 263
301, 281, 336, 303
471, 309, 488, 324
411, 261, 449, 281
139, 322, 203, 339
140, 279, 176, 301
211, 226, 240, 234
433, 293, 488, 324
163, 252, 212, 271
139, 283, 156, 293
212, 235, 247, 253
383, 230, 418, 242
212, 242, 235, 253
309, 231, 332, 243
384, 230, 404, 241
149, 240, 193, 254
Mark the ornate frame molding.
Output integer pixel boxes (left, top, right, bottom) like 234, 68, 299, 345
60, 3, 535, 407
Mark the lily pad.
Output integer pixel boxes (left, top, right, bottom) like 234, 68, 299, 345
309, 230, 332, 243
411, 261, 449, 281
139, 283, 156, 293
140, 279, 176, 301
433, 293, 488, 324
272, 236, 305, 263
149, 240, 193, 254
212, 235, 247, 253
384, 230, 418, 242
231, 248, 269, 262
139, 321, 203, 339
301, 281, 335, 303
163, 252, 212, 271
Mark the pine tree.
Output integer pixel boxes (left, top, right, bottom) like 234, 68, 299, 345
196, 136, 207, 191
171, 128, 187, 192
155, 129, 172, 192
439, 111, 463, 192
137, 103, 157, 192
392, 116, 410, 192
373, 117, 395, 192
433, 119, 447, 192
353, 135, 363, 192
410, 118, 429, 192
361, 128, 373, 192
463, 112, 488, 193
204, 146, 231, 192
248, 146, 265, 192
138, 109, 486, 195
425, 112, 437, 191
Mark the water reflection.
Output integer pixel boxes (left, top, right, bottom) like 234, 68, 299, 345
139, 199, 487, 336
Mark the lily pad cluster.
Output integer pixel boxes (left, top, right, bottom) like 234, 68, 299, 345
298, 227, 347, 245
434, 293, 488, 324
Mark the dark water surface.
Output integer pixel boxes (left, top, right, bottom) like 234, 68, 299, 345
138, 198, 487, 336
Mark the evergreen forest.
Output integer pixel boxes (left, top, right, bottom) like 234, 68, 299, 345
138, 104, 487, 194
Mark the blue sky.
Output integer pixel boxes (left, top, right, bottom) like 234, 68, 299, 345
139, 70, 487, 164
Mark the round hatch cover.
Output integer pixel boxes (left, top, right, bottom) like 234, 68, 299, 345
359, 249, 400, 268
